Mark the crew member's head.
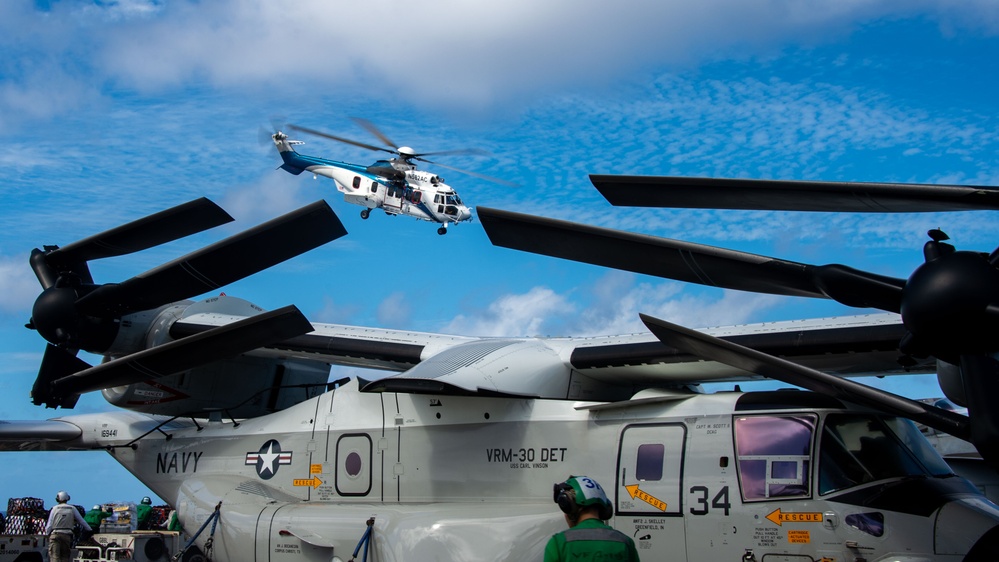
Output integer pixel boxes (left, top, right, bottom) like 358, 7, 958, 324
552, 475, 613, 527
55, 491, 70, 504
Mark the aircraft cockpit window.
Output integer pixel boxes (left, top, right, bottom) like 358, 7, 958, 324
734, 414, 814, 501
818, 414, 953, 496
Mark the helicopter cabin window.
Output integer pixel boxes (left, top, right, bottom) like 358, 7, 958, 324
352, 176, 361, 189
635, 443, 665, 481
408, 190, 421, 203
818, 413, 953, 496
734, 414, 814, 501
371, 181, 378, 193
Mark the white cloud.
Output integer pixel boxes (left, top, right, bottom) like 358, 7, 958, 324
376, 291, 412, 328
0, 256, 39, 316
440, 271, 784, 338
443, 286, 576, 337
3, 0, 999, 116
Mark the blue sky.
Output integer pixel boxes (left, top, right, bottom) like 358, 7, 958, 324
1, 0, 997, 511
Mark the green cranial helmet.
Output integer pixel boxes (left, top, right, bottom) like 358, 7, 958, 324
141, 497, 152, 505
565, 475, 610, 508
555, 475, 613, 520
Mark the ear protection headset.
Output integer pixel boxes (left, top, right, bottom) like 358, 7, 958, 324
553, 482, 577, 515
553, 476, 614, 522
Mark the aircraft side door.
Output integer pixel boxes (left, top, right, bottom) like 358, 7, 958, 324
615, 423, 687, 556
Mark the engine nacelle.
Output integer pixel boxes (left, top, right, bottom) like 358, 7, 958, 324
98, 296, 331, 418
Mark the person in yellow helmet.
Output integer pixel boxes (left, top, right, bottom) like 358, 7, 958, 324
545, 476, 640, 562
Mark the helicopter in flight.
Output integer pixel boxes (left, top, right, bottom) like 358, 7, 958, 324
2, 175, 999, 561
270, 118, 512, 235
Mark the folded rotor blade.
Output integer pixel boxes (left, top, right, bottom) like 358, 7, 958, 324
49, 305, 314, 398
591, 175, 999, 213
478, 207, 904, 312
639, 313, 971, 442
31, 198, 233, 289
31, 344, 91, 408
76, 200, 346, 317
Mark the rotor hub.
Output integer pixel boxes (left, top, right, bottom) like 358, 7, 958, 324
31, 286, 119, 352
901, 250, 999, 355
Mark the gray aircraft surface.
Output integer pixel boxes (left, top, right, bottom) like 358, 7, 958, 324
2, 178, 999, 561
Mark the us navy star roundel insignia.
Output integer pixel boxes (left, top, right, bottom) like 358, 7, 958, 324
245, 439, 292, 480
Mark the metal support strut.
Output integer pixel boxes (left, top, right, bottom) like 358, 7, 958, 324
172, 501, 222, 562
348, 517, 375, 562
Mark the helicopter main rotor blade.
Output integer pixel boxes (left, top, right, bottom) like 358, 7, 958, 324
31, 198, 233, 289
75, 200, 346, 317
639, 313, 972, 442
48, 305, 314, 399
351, 117, 399, 150
478, 207, 904, 311
591, 175, 999, 213
422, 159, 519, 188
287, 124, 394, 155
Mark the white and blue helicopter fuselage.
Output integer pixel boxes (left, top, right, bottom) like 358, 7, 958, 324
273, 133, 472, 234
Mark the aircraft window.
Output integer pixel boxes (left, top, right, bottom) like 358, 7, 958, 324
635, 443, 665, 481
818, 414, 953, 495
734, 415, 814, 501
352, 176, 361, 189
371, 182, 378, 193
410, 191, 421, 203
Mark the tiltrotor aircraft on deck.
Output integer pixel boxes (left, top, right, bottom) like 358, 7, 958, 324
2, 175, 999, 561
270, 118, 511, 235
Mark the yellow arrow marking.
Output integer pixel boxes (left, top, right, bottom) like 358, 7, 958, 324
765, 508, 823, 526
293, 476, 324, 489
625, 484, 667, 511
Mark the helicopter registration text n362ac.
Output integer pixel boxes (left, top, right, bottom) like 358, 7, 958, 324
270, 123, 480, 235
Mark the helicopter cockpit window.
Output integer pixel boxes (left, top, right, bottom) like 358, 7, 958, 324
445, 194, 462, 206
734, 414, 814, 501
818, 414, 953, 496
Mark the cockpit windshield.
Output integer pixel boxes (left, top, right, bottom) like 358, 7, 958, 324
734, 412, 955, 502
445, 194, 462, 206
818, 413, 953, 495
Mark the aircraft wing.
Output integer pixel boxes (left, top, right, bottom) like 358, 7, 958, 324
0, 419, 83, 451
177, 311, 929, 401
171, 313, 478, 371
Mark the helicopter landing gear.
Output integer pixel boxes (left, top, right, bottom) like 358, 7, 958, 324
360, 209, 370, 220
437, 225, 448, 235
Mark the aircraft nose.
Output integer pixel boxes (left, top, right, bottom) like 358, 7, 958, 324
459, 207, 472, 221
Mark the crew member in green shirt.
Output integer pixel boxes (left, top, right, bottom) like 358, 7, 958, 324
137, 497, 153, 530
84, 505, 111, 531
545, 475, 640, 562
